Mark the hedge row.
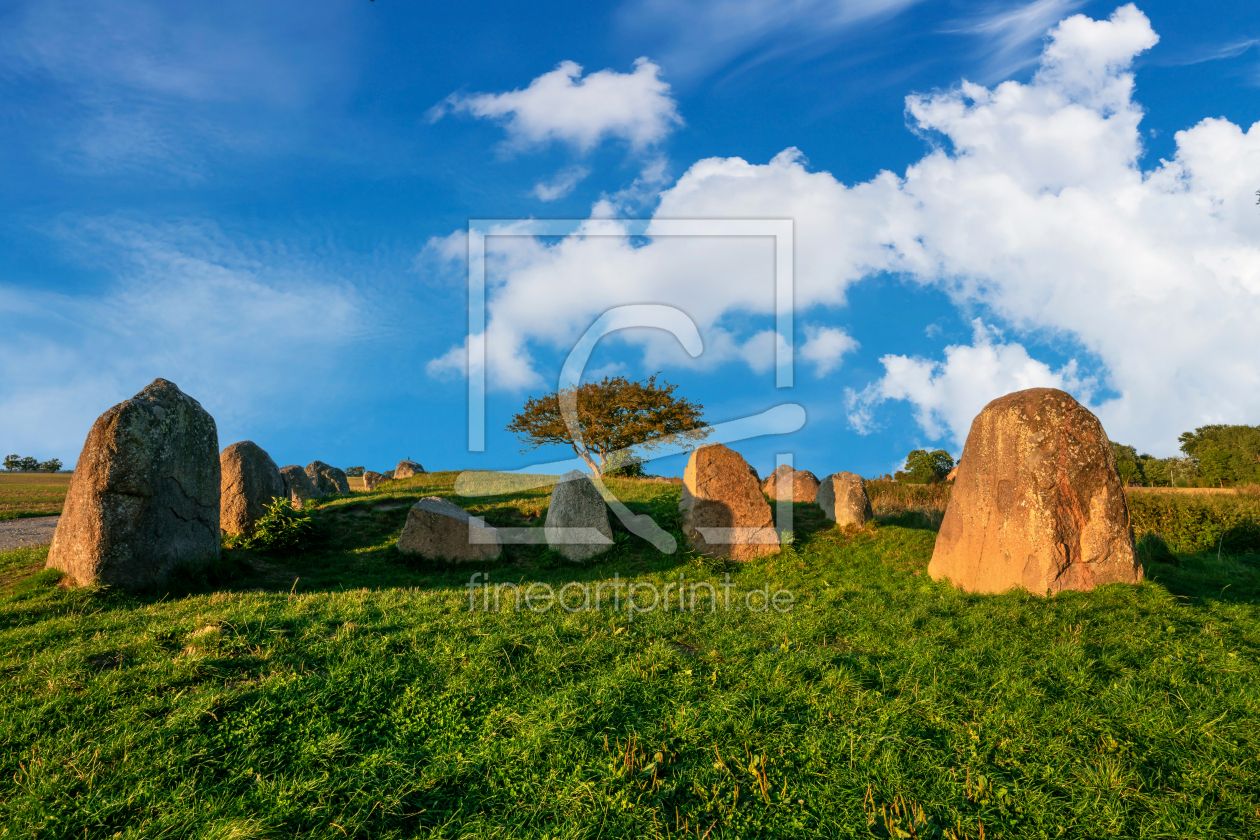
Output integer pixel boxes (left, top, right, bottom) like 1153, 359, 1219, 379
1125, 492, 1260, 554
861, 480, 1260, 555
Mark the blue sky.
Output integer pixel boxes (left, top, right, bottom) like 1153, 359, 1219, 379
2, 0, 1259, 479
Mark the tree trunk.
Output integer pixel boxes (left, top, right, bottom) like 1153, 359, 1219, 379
571, 444, 601, 478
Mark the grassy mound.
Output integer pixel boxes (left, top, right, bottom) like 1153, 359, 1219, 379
0, 472, 1257, 838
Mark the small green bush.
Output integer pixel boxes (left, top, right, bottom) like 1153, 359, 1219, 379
604, 456, 646, 478
245, 497, 314, 555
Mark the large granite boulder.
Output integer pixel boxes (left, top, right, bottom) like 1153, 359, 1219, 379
219, 441, 284, 535
279, 465, 320, 508
397, 497, 501, 561
395, 459, 425, 479
929, 388, 1141, 595
306, 461, 349, 495
678, 444, 779, 561
545, 470, 614, 561
816, 472, 873, 527
46, 379, 220, 589
363, 470, 386, 491
762, 465, 821, 503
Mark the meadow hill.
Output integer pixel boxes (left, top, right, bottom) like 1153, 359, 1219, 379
0, 378, 1256, 837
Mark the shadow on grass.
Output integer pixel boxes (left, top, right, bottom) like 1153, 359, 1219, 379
1142, 552, 1260, 605
151, 482, 702, 601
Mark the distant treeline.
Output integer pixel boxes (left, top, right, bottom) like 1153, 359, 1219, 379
1113, 424, 1260, 488
3, 455, 63, 473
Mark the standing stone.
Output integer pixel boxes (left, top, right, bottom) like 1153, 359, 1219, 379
816, 472, 873, 527
929, 388, 1141, 595
397, 497, 501, 561
46, 379, 220, 589
545, 470, 614, 561
678, 444, 779, 561
363, 470, 386, 491
761, 465, 821, 503
306, 461, 349, 495
280, 465, 321, 508
395, 459, 425, 479
219, 441, 284, 535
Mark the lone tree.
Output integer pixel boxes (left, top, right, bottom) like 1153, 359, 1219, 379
507, 375, 708, 477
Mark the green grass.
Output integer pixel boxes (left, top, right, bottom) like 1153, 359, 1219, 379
1, 472, 1259, 838
0, 473, 71, 520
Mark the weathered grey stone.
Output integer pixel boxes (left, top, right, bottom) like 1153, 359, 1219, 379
816, 472, 873, 527
394, 459, 425, 479
279, 465, 320, 508
545, 470, 614, 561
929, 388, 1141, 595
397, 496, 500, 561
761, 465, 821, 503
306, 461, 349, 495
46, 378, 220, 589
363, 470, 386, 491
219, 441, 284, 535
678, 444, 779, 561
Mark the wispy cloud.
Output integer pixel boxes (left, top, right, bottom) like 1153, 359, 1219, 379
533, 165, 592, 201
944, 0, 1085, 81
1156, 37, 1258, 67
0, 0, 361, 175
0, 218, 373, 459
618, 0, 928, 79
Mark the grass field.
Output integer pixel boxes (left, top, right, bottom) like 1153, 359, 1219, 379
0, 473, 71, 520
1, 472, 1259, 838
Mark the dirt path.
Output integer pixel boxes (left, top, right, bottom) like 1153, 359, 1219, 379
0, 516, 59, 552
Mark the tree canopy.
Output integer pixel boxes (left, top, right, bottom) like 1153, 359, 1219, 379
506, 375, 708, 476
1110, 441, 1141, 485
1178, 424, 1260, 486
903, 449, 954, 484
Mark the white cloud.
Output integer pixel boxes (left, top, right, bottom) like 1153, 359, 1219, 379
424, 332, 545, 391
800, 325, 859, 377
428, 4, 1260, 456
533, 165, 591, 201
432, 58, 682, 154
845, 320, 1093, 442
418, 229, 467, 265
